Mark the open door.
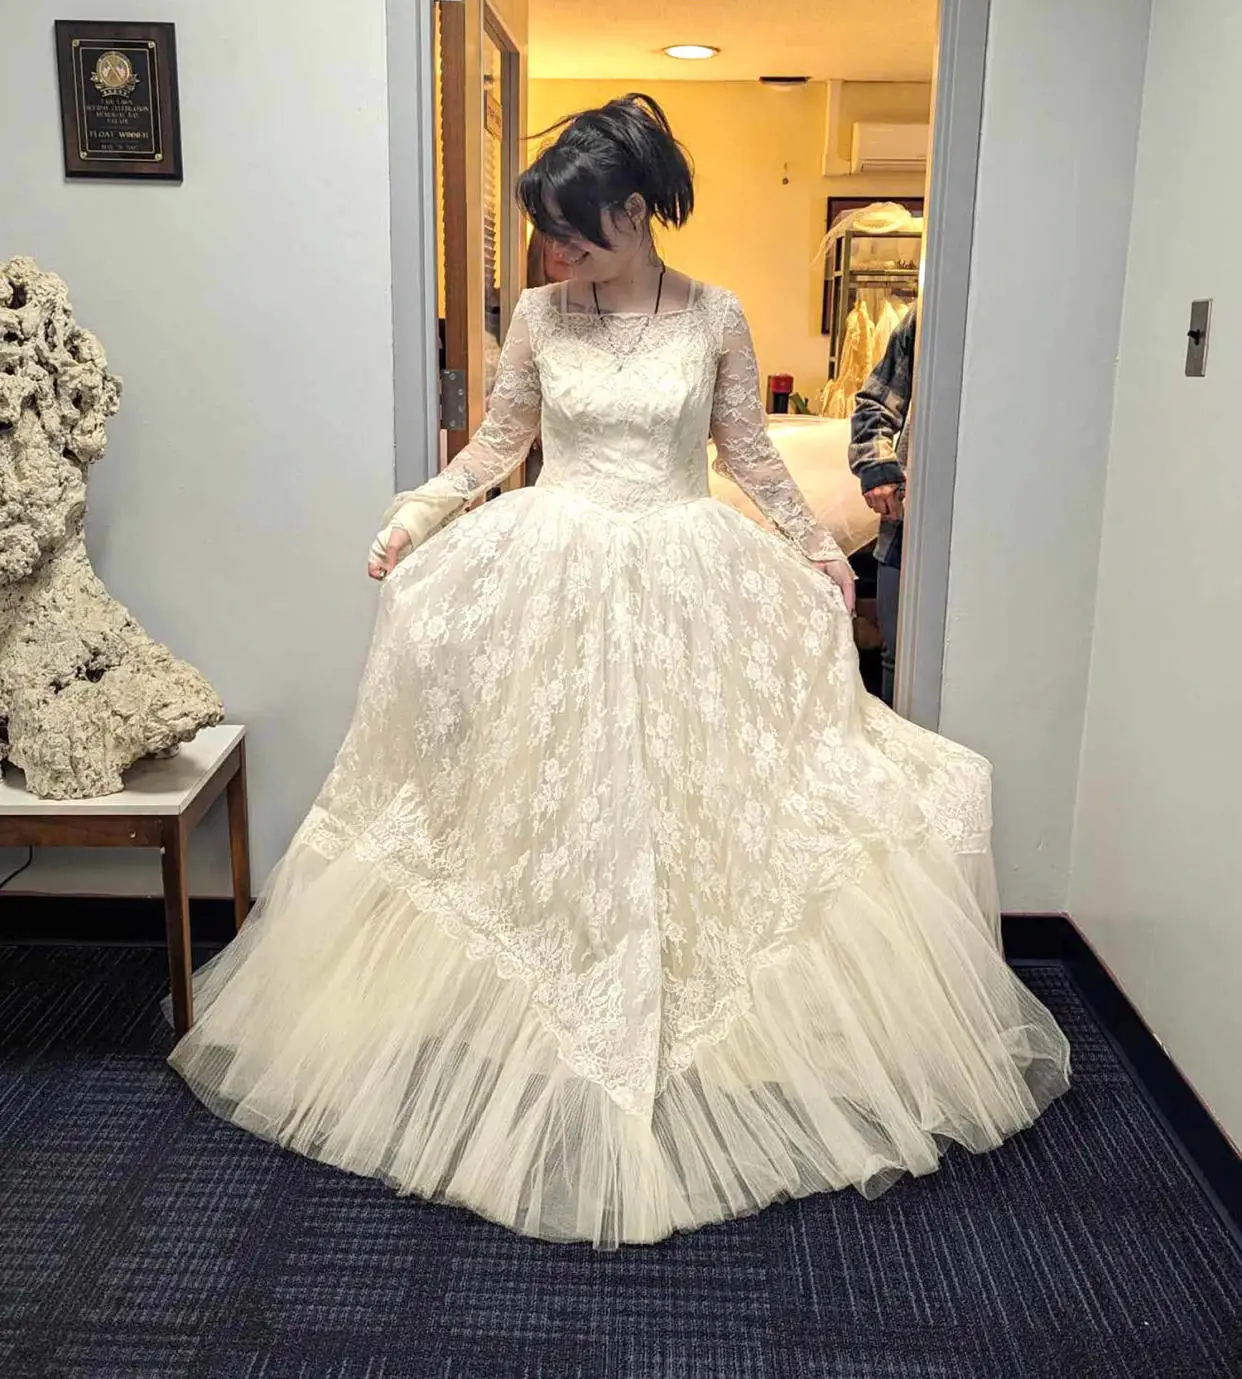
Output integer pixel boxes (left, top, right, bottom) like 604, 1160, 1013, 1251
435, 0, 524, 479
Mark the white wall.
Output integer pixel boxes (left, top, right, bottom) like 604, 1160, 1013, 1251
942, 0, 1151, 910
0, 1, 396, 892
1070, 0, 1242, 1148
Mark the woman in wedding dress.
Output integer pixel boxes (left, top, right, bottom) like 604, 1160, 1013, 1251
168, 95, 1070, 1247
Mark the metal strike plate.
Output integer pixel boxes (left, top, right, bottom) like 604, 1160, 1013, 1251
439, 369, 467, 430
1186, 299, 1212, 378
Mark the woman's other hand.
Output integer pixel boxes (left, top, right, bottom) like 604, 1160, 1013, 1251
816, 558, 856, 614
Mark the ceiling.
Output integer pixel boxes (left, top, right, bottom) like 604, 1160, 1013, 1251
527, 0, 937, 83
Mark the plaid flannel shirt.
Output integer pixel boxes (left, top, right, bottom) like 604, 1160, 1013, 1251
848, 304, 917, 567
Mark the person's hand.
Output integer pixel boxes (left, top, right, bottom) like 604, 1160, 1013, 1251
367, 525, 412, 582
815, 558, 856, 614
865, 483, 904, 520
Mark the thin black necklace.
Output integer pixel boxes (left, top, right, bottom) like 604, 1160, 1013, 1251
592, 263, 666, 318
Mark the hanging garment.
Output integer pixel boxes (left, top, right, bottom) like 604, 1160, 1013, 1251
823, 299, 875, 419
871, 299, 903, 376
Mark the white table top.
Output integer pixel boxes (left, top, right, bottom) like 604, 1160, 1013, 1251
0, 725, 246, 817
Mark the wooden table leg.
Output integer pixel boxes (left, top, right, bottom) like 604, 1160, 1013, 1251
226, 741, 252, 932
161, 818, 194, 1039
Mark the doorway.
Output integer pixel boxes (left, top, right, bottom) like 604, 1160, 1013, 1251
388, 0, 989, 728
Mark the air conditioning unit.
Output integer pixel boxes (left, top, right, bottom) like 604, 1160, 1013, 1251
850, 122, 930, 174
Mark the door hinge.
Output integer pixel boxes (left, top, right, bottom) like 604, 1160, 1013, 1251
439, 369, 467, 430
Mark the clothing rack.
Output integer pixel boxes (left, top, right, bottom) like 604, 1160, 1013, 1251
822, 228, 922, 381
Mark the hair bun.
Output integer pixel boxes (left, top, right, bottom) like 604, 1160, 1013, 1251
518, 93, 694, 248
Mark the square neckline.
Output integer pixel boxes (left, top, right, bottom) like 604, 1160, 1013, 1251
556, 278, 704, 319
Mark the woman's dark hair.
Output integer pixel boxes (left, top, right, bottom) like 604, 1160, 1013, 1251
517, 93, 693, 249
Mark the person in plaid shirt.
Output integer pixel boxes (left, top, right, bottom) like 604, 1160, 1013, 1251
849, 304, 917, 706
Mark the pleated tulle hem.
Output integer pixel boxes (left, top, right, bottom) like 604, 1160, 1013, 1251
166, 838, 1071, 1248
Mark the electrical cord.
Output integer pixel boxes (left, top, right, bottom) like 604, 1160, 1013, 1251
0, 847, 34, 890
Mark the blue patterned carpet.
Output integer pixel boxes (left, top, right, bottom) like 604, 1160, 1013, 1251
0, 946, 1239, 1379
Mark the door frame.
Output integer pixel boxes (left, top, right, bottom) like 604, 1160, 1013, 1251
484, 6, 524, 345
436, 0, 485, 460
387, 0, 993, 730
895, 0, 992, 729
387, 0, 440, 492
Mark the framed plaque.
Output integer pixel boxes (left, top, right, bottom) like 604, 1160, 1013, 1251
55, 20, 182, 181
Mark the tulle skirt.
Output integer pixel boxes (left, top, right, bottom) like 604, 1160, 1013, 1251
168, 487, 1071, 1246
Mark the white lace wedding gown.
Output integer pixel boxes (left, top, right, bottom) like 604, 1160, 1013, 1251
168, 282, 1070, 1246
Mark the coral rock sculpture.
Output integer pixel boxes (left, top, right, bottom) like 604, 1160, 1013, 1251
0, 256, 223, 798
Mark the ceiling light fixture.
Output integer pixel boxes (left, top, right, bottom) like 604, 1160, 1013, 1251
663, 44, 719, 61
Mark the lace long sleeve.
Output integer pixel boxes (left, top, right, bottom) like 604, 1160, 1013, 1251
710, 293, 845, 564
373, 291, 542, 562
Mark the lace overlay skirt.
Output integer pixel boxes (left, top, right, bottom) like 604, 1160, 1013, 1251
168, 487, 1071, 1246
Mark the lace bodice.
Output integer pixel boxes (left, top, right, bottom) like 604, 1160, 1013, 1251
397, 282, 843, 563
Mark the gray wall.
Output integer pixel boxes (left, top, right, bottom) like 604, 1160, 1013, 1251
0, 0, 397, 892
1070, 0, 1242, 1149
941, 0, 1151, 910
